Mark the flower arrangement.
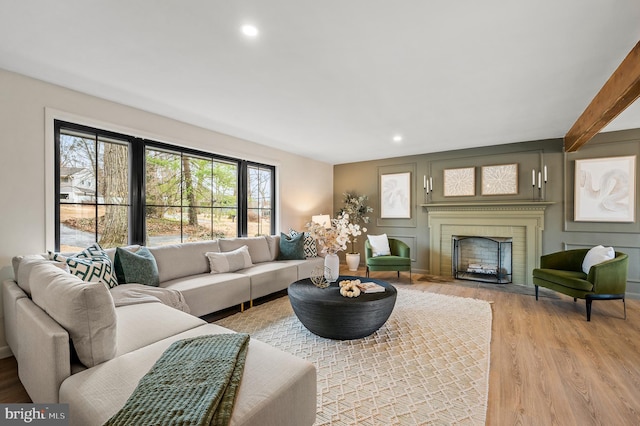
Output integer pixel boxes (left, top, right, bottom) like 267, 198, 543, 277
306, 213, 364, 255
337, 192, 373, 253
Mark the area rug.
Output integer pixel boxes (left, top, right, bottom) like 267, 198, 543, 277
216, 289, 492, 425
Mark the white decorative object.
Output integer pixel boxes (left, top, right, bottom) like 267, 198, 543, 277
481, 164, 518, 195
575, 155, 636, 222
380, 172, 411, 218
338, 279, 361, 297
444, 167, 475, 197
368, 234, 391, 257
346, 253, 360, 271
582, 245, 615, 274
324, 253, 340, 282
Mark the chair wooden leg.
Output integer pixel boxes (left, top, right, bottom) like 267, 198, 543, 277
586, 299, 592, 322
535, 285, 539, 300
623, 297, 627, 320
366, 267, 369, 278
397, 271, 400, 278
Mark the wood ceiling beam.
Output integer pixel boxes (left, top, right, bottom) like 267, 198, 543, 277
564, 41, 640, 152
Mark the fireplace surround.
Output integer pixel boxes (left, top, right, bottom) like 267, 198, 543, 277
425, 201, 552, 286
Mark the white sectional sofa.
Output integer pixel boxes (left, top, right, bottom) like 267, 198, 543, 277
3, 235, 322, 425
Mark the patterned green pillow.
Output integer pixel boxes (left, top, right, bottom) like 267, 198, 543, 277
289, 229, 318, 258
114, 247, 160, 287
278, 232, 306, 260
52, 242, 119, 288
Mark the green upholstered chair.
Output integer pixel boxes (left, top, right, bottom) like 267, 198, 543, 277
532, 249, 628, 321
365, 238, 411, 282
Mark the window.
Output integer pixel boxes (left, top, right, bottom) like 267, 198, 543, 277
247, 164, 273, 236
145, 147, 238, 245
57, 128, 130, 252
55, 121, 274, 251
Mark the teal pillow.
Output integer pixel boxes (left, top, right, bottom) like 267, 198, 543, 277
278, 232, 305, 260
114, 247, 160, 287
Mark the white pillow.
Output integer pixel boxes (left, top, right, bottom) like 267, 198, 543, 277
582, 245, 615, 274
206, 245, 253, 273
368, 234, 391, 257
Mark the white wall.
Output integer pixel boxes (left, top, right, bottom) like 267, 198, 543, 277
0, 68, 334, 356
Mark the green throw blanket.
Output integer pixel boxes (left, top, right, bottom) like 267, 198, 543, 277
104, 333, 250, 426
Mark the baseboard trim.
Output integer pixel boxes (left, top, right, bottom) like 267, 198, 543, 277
0, 345, 14, 359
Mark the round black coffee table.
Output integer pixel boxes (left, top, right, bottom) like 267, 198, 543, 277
287, 275, 397, 340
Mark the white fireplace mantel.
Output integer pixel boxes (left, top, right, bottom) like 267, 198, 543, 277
423, 201, 553, 286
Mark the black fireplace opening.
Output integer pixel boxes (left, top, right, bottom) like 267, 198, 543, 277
452, 236, 513, 284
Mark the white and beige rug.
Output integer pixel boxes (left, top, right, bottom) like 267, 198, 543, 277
216, 289, 492, 425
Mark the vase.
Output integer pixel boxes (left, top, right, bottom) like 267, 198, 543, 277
346, 253, 360, 271
324, 253, 340, 282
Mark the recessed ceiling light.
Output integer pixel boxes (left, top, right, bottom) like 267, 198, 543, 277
241, 25, 259, 37
393, 135, 403, 143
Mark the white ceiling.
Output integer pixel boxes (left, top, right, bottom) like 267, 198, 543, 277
1, 1, 639, 164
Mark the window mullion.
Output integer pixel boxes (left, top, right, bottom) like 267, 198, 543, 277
130, 140, 145, 245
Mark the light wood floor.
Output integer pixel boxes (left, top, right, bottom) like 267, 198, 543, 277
2, 267, 640, 425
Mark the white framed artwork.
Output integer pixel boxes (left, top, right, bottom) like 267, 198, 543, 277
574, 155, 636, 222
380, 172, 411, 218
444, 167, 475, 197
481, 164, 518, 195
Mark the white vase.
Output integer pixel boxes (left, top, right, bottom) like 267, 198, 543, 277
324, 253, 340, 282
346, 253, 360, 271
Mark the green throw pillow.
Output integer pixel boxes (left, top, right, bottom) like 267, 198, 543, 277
278, 232, 305, 260
114, 247, 160, 287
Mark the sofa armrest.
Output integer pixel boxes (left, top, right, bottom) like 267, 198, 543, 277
16, 298, 71, 403
540, 249, 588, 272
3, 280, 27, 356
588, 252, 628, 295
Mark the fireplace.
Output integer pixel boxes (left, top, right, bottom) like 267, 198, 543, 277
452, 236, 513, 283
425, 201, 552, 286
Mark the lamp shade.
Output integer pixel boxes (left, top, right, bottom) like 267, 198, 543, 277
311, 214, 331, 228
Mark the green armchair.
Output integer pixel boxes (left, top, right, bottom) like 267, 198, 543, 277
365, 238, 411, 282
532, 249, 628, 321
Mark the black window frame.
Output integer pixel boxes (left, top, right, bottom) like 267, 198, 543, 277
54, 120, 276, 250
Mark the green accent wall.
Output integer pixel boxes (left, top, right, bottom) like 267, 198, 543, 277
334, 130, 640, 296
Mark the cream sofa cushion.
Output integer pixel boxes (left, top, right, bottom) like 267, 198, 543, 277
13, 255, 57, 295
149, 240, 221, 282
29, 262, 117, 367
59, 324, 317, 426
114, 303, 205, 356
206, 245, 253, 273
219, 237, 272, 264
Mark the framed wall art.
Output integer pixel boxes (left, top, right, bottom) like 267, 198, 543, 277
380, 172, 411, 218
574, 155, 636, 222
444, 167, 475, 197
481, 163, 518, 195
